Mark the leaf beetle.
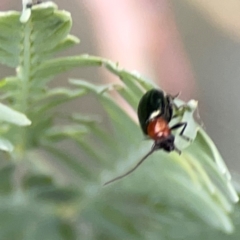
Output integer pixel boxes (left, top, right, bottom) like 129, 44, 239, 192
104, 89, 190, 185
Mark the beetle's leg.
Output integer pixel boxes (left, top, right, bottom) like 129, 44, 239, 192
170, 122, 191, 141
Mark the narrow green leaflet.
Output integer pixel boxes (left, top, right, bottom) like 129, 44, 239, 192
0, 138, 13, 152
0, 103, 31, 126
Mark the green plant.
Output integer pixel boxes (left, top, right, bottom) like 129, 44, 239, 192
0, 1, 239, 239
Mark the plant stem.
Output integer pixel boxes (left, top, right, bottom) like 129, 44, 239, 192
15, 19, 33, 156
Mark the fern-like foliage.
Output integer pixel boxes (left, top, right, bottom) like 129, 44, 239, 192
0, 1, 239, 240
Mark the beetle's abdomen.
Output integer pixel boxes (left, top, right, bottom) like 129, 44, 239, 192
147, 118, 170, 140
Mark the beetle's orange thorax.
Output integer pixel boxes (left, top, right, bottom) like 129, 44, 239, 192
147, 117, 171, 140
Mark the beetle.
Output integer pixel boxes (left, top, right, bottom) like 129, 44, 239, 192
104, 89, 190, 185
26, 0, 42, 8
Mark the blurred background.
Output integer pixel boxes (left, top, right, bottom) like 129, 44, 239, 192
2, 0, 240, 173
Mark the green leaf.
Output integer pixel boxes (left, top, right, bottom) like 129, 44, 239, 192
23, 173, 54, 190
36, 187, 80, 203
34, 56, 102, 81
0, 11, 21, 67
0, 103, 31, 126
0, 137, 14, 152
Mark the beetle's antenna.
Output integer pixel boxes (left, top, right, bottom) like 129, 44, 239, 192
174, 146, 181, 155
170, 92, 181, 99
104, 144, 157, 186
